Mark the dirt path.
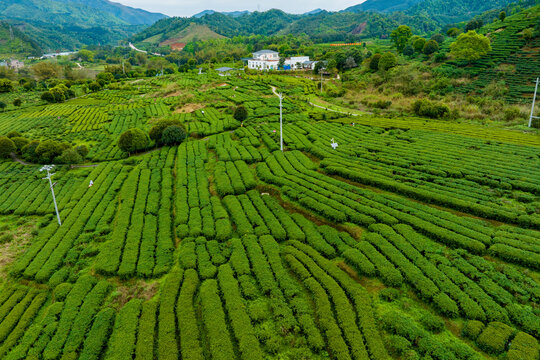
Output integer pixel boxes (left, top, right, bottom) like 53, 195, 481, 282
271, 85, 370, 116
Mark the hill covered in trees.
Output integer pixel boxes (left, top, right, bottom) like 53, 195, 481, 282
0, 21, 42, 58
0, 0, 167, 51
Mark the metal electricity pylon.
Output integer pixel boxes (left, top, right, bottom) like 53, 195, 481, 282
528, 77, 539, 128
278, 92, 284, 151
40, 165, 61, 225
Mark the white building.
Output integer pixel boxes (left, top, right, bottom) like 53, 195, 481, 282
247, 50, 279, 70
284, 56, 310, 70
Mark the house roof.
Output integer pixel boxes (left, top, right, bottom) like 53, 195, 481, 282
215, 67, 235, 72
253, 50, 278, 55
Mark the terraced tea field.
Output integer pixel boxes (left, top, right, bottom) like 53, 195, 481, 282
0, 72, 538, 360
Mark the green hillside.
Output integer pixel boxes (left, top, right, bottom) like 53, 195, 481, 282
132, 10, 403, 45
0, 69, 538, 360
345, 0, 424, 13
0, 21, 41, 58
444, 4, 540, 102
345, 0, 531, 24
156, 23, 226, 46
0, 0, 167, 51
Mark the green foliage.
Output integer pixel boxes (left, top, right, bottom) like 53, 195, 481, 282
118, 128, 149, 154
507, 332, 539, 360
450, 30, 492, 61
499, 11, 506, 22
378, 52, 397, 71
233, 106, 248, 122
77, 49, 94, 62
386, 335, 412, 356
161, 125, 186, 146
369, 54, 382, 71
391, 25, 413, 52
105, 299, 142, 359
0, 79, 14, 93
476, 321, 515, 354
412, 37, 427, 52
76, 145, 89, 158
423, 40, 439, 55
6, 131, 21, 139
10, 137, 28, 152
418, 313, 445, 333
465, 18, 484, 31
0, 136, 16, 158
42, 84, 74, 103
35, 139, 64, 163
430, 33, 445, 44
447, 27, 462, 37
412, 99, 449, 118
403, 45, 414, 56
57, 148, 83, 164
149, 119, 181, 144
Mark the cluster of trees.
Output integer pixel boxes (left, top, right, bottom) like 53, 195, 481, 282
41, 83, 75, 103
368, 52, 398, 72
389, 24, 492, 62
118, 119, 187, 154
391, 25, 443, 57
0, 131, 88, 164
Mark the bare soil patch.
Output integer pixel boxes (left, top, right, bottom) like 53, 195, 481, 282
175, 103, 204, 113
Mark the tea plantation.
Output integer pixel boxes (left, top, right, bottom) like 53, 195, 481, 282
0, 72, 538, 360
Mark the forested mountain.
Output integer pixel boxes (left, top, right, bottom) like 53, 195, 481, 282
345, 0, 424, 13
132, 10, 401, 45
404, 0, 536, 24
0, 21, 42, 58
134, 0, 534, 47
0, 0, 167, 52
346, 0, 536, 24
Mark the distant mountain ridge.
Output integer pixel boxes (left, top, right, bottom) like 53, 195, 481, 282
345, 0, 424, 13
345, 0, 525, 23
0, 0, 167, 51
192, 10, 251, 18
131, 8, 404, 45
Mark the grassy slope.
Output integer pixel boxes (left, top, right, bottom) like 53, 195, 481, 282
157, 24, 226, 46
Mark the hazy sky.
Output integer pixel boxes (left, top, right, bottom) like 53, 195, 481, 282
115, 0, 363, 17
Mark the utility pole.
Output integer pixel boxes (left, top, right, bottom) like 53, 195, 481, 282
40, 165, 61, 226
528, 77, 539, 128
279, 92, 284, 151
319, 68, 323, 94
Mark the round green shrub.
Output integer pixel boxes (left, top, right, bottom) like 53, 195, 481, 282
380, 288, 401, 302
10, 137, 29, 151
462, 320, 484, 340
419, 313, 445, 333
58, 148, 82, 164
118, 128, 149, 154
54, 283, 73, 302
386, 335, 411, 356
476, 321, 515, 354
161, 125, 186, 146
0, 136, 16, 158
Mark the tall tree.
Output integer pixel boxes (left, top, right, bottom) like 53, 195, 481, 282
390, 25, 413, 53
450, 31, 492, 62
